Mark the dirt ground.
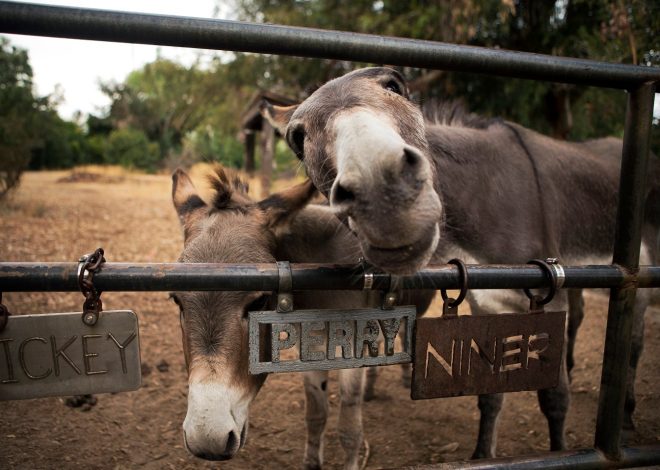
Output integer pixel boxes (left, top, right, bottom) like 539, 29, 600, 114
0, 169, 658, 469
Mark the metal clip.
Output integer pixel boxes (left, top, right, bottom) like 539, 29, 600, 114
441, 259, 468, 317
360, 257, 374, 290
78, 248, 106, 325
276, 261, 293, 313
524, 258, 560, 313
0, 292, 10, 333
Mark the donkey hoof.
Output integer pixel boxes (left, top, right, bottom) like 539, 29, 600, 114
471, 449, 494, 460
622, 413, 636, 432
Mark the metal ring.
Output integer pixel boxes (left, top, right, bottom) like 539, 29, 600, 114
440, 259, 468, 308
523, 258, 558, 306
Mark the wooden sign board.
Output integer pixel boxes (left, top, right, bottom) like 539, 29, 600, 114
249, 306, 415, 374
412, 311, 566, 400
0, 310, 141, 400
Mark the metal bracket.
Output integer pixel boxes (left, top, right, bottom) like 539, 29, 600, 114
276, 261, 293, 313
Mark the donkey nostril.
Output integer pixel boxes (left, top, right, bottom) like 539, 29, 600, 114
225, 431, 239, 454
332, 183, 356, 205
403, 147, 421, 167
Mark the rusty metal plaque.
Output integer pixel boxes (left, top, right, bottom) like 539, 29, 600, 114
0, 310, 141, 400
249, 307, 415, 374
412, 311, 566, 400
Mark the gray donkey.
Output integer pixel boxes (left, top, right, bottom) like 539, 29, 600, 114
262, 67, 660, 458
171, 167, 433, 468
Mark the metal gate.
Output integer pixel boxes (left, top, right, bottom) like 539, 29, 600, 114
0, 2, 659, 468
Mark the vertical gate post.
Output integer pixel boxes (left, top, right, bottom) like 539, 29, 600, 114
595, 82, 655, 459
261, 120, 275, 197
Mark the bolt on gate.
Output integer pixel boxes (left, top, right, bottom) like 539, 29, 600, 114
0, 2, 659, 468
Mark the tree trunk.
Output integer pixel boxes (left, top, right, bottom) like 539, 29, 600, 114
245, 131, 256, 174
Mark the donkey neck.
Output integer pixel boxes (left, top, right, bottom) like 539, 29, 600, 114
274, 205, 362, 264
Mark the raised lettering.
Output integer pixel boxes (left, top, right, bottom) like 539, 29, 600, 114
300, 321, 325, 361
19, 337, 51, 380
107, 331, 137, 374
270, 323, 298, 363
327, 321, 353, 360
379, 318, 401, 356
0, 338, 18, 384
50, 335, 81, 376
82, 335, 108, 376
355, 319, 380, 359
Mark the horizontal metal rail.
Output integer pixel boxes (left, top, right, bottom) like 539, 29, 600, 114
406, 444, 660, 469
0, 262, 658, 292
1, 2, 660, 89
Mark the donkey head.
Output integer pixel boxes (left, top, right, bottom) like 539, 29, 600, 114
171, 167, 315, 460
263, 67, 442, 274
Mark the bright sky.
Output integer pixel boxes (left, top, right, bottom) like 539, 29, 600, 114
4, 0, 226, 120
4, 0, 660, 122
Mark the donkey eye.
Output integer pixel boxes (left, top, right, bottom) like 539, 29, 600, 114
288, 126, 306, 160
384, 79, 403, 95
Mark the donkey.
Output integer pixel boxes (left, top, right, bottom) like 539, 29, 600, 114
262, 67, 660, 458
170, 167, 433, 468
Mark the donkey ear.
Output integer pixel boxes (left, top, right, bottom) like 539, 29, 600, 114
172, 168, 207, 242
260, 100, 298, 135
258, 179, 316, 230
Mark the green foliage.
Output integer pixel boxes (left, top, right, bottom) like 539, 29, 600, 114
183, 130, 244, 168
29, 110, 88, 169
234, 0, 658, 146
104, 127, 160, 172
0, 36, 40, 198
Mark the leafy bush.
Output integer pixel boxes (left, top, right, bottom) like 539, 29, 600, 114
104, 127, 160, 172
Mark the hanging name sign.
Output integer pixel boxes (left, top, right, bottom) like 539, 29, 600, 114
0, 310, 141, 400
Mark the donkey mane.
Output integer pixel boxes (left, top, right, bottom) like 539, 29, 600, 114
207, 166, 252, 213
422, 99, 499, 130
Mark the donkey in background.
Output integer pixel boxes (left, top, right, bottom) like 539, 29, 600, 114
262, 67, 660, 458
170, 167, 433, 468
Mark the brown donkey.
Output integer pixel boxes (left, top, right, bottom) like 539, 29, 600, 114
171, 167, 432, 468
262, 67, 660, 458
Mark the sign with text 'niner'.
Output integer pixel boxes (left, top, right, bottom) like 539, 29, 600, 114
249, 307, 415, 374
0, 311, 141, 400
412, 311, 566, 399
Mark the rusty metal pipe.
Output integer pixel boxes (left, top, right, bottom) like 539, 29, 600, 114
1, 2, 660, 88
405, 444, 660, 469
1, 262, 658, 292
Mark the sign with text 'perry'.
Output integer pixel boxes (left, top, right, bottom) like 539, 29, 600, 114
0, 310, 141, 400
412, 311, 566, 400
249, 307, 415, 374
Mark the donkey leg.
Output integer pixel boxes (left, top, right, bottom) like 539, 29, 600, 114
338, 368, 366, 470
363, 366, 378, 401
623, 288, 649, 432
303, 370, 330, 470
472, 393, 504, 459
566, 288, 585, 380
537, 358, 570, 451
